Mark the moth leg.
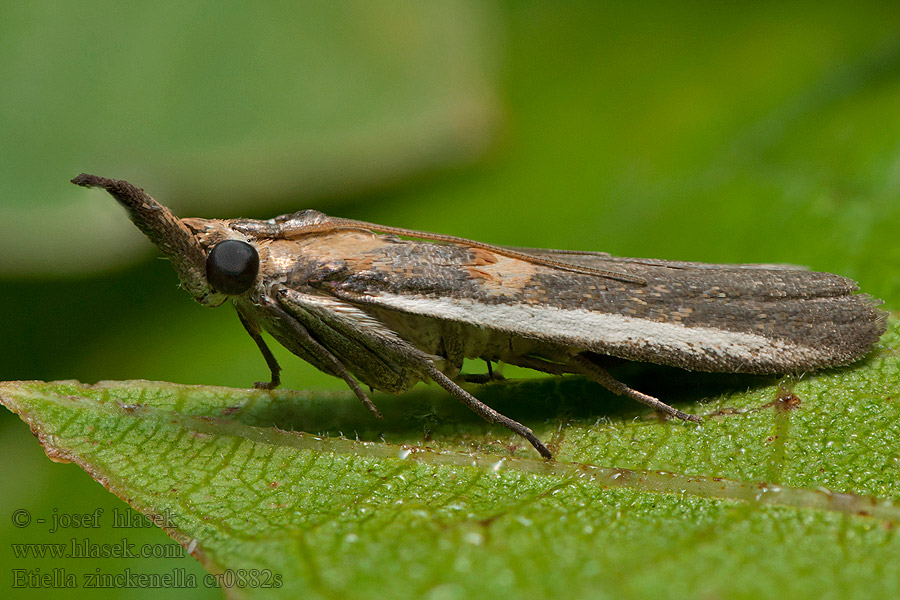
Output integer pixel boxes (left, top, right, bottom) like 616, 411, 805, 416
264, 300, 383, 419
571, 355, 701, 423
460, 361, 505, 384
424, 364, 553, 460
272, 286, 548, 457
236, 307, 282, 390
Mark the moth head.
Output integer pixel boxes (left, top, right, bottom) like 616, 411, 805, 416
71, 174, 260, 308
183, 219, 263, 300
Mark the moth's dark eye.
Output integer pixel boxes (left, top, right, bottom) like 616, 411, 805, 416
206, 240, 259, 295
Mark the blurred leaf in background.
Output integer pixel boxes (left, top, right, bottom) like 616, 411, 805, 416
0, 0, 500, 276
2, 1, 900, 599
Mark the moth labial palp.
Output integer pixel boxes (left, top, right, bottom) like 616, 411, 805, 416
71, 174, 888, 460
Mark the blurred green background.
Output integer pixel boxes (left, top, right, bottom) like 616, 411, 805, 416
3, 1, 900, 598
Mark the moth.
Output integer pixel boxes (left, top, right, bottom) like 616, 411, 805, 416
72, 174, 887, 459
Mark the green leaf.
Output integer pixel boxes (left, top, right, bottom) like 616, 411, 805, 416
2, 317, 899, 599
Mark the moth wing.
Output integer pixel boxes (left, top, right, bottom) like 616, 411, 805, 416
321, 237, 885, 375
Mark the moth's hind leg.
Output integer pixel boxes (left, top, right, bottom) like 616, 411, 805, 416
571, 354, 702, 423
503, 354, 698, 422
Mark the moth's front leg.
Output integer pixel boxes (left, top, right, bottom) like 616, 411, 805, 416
260, 291, 384, 419
236, 305, 282, 390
